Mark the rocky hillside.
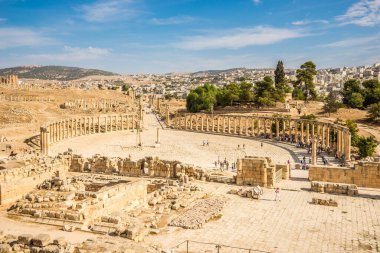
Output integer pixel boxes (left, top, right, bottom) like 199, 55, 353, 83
0, 66, 117, 81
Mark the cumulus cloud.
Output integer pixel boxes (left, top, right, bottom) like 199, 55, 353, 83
78, 0, 138, 22
28, 46, 110, 61
151, 16, 195, 25
175, 26, 307, 50
336, 0, 380, 26
0, 27, 54, 49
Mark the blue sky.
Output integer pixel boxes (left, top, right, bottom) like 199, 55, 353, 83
0, 0, 379, 74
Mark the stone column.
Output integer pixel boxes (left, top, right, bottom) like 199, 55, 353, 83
251, 118, 255, 136
276, 120, 280, 138
70, 119, 73, 138
311, 124, 315, 138
345, 131, 351, 161
301, 122, 304, 143
282, 120, 286, 137
165, 105, 170, 126
294, 121, 298, 141
263, 119, 267, 136
239, 117, 243, 135
228, 117, 231, 133
234, 117, 237, 134
321, 125, 325, 149
326, 126, 330, 149
257, 119, 261, 136
202, 116, 206, 131
217, 117, 221, 132
337, 129, 341, 154
269, 120, 273, 138
132, 115, 135, 130
212, 116, 215, 132
306, 123, 310, 145
245, 117, 249, 136
312, 137, 317, 165
156, 128, 160, 144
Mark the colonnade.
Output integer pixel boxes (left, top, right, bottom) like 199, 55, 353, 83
40, 114, 139, 155
0, 95, 52, 102
62, 99, 125, 110
171, 114, 351, 163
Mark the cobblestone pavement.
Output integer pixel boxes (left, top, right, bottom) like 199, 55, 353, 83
147, 170, 380, 253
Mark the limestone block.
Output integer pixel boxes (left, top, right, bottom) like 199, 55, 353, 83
18, 234, 33, 245
31, 234, 51, 247
0, 244, 12, 253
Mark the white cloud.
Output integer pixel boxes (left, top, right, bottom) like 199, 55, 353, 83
28, 46, 110, 61
0, 27, 54, 49
336, 0, 380, 26
291, 20, 329, 26
252, 0, 261, 5
78, 0, 138, 22
175, 26, 307, 50
321, 34, 380, 48
151, 16, 195, 25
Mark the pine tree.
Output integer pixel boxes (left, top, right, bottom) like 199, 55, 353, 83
274, 60, 285, 86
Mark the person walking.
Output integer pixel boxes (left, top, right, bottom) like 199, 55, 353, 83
274, 187, 280, 202
261, 142, 263, 149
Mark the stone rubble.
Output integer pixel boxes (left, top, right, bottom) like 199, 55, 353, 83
169, 196, 227, 229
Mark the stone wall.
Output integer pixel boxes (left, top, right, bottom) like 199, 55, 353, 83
69, 155, 222, 183
0, 157, 69, 205
236, 157, 289, 187
309, 161, 380, 188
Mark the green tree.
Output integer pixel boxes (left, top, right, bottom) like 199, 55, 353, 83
239, 81, 254, 102
122, 84, 129, 92
357, 136, 377, 158
186, 84, 217, 113
293, 61, 317, 101
323, 91, 342, 116
274, 60, 285, 86
347, 92, 364, 108
254, 76, 275, 107
368, 102, 380, 121
342, 79, 361, 106
345, 120, 360, 147
292, 87, 305, 100
362, 80, 380, 107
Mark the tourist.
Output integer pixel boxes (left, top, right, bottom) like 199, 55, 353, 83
261, 142, 263, 149
243, 144, 245, 149
274, 187, 280, 202
238, 144, 240, 149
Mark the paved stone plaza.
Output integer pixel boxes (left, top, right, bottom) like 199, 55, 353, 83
147, 170, 380, 253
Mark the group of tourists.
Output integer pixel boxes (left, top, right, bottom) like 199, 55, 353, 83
214, 158, 237, 171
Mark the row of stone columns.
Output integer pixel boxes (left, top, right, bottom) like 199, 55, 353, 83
65, 99, 122, 109
0, 95, 51, 102
40, 114, 138, 155
171, 114, 351, 162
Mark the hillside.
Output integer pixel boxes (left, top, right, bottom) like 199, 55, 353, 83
0, 66, 118, 81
